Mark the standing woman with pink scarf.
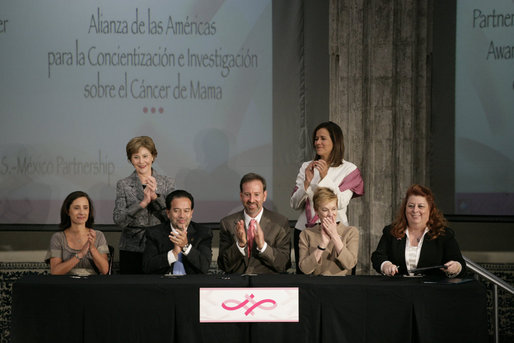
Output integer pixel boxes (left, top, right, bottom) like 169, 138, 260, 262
290, 121, 364, 274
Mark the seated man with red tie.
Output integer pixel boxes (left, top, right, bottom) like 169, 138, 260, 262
143, 190, 212, 274
217, 173, 291, 274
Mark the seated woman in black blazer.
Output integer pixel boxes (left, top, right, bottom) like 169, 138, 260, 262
371, 184, 465, 278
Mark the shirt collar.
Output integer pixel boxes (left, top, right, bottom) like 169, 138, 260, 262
405, 227, 428, 242
243, 208, 264, 228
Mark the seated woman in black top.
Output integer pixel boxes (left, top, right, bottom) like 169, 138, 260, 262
371, 184, 465, 278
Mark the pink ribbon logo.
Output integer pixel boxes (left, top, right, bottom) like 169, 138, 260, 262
222, 294, 277, 316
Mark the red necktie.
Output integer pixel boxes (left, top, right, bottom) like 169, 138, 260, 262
247, 219, 256, 257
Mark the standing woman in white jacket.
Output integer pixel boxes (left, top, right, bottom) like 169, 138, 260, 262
290, 121, 364, 274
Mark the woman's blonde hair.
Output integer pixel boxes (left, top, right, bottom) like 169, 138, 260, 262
313, 187, 338, 210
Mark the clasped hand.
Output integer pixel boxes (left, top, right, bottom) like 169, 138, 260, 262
235, 219, 265, 250
141, 176, 158, 205
320, 216, 338, 247
169, 227, 188, 252
443, 260, 461, 276
304, 159, 328, 189
382, 260, 462, 276
78, 229, 97, 258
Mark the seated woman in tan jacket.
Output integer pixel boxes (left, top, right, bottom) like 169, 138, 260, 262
298, 187, 359, 275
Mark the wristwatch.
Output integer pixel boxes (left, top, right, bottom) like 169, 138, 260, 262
182, 244, 191, 253
74, 253, 82, 260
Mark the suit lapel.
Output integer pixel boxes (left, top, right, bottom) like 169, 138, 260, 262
153, 169, 163, 192
161, 222, 174, 251
128, 171, 144, 200
259, 210, 271, 233
417, 237, 434, 268
394, 236, 408, 272
187, 223, 196, 246
232, 212, 245, 234
236, 211, 251, 263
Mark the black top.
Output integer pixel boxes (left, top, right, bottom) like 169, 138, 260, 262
371, 225, 466, 278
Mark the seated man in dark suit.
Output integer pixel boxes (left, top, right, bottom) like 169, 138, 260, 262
143, 190, 212, 274
218, 173, 291, 274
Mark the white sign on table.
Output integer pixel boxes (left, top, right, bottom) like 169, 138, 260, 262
199, 287, 299, 323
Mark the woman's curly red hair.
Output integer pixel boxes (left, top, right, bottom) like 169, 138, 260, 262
390, 184, 447, 240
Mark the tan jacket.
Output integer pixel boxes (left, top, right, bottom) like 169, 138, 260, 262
299, 222, 359, 276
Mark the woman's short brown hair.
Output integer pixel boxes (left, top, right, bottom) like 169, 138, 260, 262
126, 136, 158, 161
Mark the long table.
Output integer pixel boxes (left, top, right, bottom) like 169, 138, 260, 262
12, 274, 488, 343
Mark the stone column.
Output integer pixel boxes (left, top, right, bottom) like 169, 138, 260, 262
329, 0, 431, 273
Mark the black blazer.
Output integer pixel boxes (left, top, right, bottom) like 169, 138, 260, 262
142, 221, 212, 274
371, 225, 466, 278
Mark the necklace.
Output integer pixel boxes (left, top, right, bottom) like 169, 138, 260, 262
407, 227, 425, 244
